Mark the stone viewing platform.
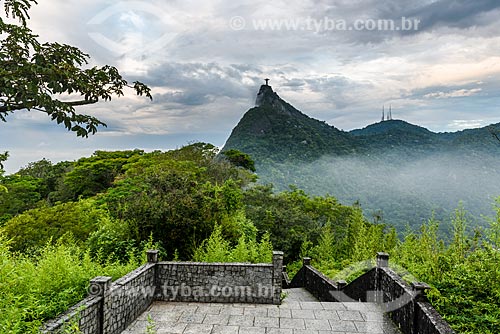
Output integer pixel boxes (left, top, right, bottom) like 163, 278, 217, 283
42, 252, 455, 334
121, 288, 402, 333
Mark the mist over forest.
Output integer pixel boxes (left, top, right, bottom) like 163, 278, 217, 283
256, 150, 500, 234
222, 85, 500, 236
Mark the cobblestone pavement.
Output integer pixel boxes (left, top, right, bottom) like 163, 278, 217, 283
121, 288, 402, 334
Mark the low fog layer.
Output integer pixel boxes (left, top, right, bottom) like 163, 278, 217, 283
258, 150, 500, 235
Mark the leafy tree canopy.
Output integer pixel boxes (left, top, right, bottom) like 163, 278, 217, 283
0, 0, 152, 137
0, 152, 8, 175
222, 149, 256, 172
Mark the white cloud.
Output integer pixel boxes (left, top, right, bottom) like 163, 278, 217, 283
448, 119, 485, 130
424, 88, 483, 99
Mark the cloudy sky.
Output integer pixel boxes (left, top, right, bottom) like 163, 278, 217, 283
2, 0, 500, 172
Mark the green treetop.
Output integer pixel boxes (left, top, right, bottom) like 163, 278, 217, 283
0, 0, 152, 137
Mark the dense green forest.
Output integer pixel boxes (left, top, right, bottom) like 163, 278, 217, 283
0, 143, 499, 333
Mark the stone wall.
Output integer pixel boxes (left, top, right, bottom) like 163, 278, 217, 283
102, 263, 156, 334
155, 251, 283, 304
376, 265, 415, 334
156, 262, 273, 303
376, 265, 456, 334
416, 301, 457, 334
42, 250, 283, 334
42, 296, 101, 334
288, 257, 338, 301
290, 253, 455, 334
342, 267, 377, 302
287, 257, 378, 303
42, 262, 156, 334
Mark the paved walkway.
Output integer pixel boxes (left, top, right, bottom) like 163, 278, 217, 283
121, 288, 402, 334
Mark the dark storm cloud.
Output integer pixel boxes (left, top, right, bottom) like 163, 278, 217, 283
281, 78, 307, 88
145, 62, 263, 101
312, 0, 500, 44
404, 0, 500, 31
155, 91, 215, 106
304, 76, 352, 92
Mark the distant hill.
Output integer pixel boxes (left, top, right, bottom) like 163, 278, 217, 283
225, 85, 500, 161
223, 85, 500, 234
352, 119, 500, 154
351, 119, 434, 137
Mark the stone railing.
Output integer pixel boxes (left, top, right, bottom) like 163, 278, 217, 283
42, 250, 283, 334
287, 253, 455, 334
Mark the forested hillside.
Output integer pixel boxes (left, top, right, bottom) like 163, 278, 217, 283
0, 143, 499, 333
223, 85, 357, 163
223, 85, 500, 232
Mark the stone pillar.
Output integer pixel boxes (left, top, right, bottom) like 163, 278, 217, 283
301, 257, 312, 289
336, 280, 347, 290
89, 276, 112, 334
89, 276, 112, 297
272, 251, 284, 305
146, 250, 160, 301
412, 282, 431, 334
376, 252, 389, 268
146, 250, 159, 263
375, 253, 389, 302
412, 282, 431, 302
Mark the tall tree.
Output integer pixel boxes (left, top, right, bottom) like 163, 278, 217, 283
0, 0, 152, 137
0, 152, 8, 174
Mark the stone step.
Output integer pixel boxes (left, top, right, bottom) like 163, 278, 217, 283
121, 288, 402, 334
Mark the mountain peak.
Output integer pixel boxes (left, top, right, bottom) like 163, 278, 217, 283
255, 84, 280, 107
223, 84, 356, 163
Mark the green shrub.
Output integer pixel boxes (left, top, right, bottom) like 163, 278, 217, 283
0, 236, 142, 333
85, 216, 136, 263
193, 224, 273, 263
1, 199, 106, 252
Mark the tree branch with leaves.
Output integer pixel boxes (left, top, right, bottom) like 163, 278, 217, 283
0, 0, 152, 137
0, 151, 8, 176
